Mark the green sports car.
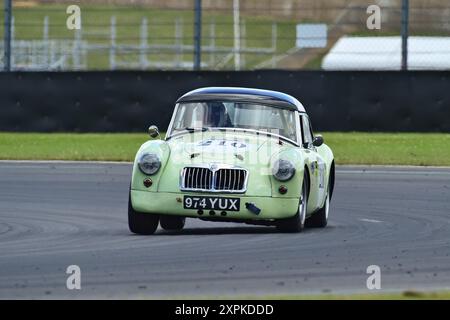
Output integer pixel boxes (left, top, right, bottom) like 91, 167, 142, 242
129, 87, 335, 234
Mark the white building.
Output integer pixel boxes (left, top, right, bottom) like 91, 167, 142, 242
322, 36, 450, 70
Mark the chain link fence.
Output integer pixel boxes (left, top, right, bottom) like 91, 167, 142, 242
1, 0, 450, 71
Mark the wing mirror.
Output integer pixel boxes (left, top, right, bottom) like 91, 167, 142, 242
312, 134, 324, 147
148, 125, 160, 139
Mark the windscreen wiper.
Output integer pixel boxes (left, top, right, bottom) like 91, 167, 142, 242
184, 127, 208, 133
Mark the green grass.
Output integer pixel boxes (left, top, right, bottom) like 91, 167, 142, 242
0, 132, 449, 166
324, 132, 450, 166
0, 133, 148, 162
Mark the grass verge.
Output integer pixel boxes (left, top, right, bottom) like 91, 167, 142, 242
325, 132, 450, 166
0, 132, 449, 166
0, 133, 148, 162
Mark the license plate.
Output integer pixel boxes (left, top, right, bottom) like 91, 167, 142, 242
183, 196, 240, 212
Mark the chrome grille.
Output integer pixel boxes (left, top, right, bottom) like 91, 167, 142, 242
214, 168, 246, 191
181, 167, 213, 190
180, 166, 248, 193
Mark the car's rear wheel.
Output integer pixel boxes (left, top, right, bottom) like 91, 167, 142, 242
160, 216, 186, 231
128, 191, 159, 235
306, 184, 329, 228
276, 174, 308, 233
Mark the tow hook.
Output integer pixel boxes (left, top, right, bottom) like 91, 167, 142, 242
245, 202, 261, 215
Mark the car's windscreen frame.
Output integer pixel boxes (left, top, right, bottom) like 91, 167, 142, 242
166, 101, 302, 146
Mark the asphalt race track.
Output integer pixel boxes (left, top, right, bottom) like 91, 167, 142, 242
0, 162, 449, 299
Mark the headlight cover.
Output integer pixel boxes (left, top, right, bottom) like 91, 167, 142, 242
138, 153, 161, 175
272, 159, 295, 181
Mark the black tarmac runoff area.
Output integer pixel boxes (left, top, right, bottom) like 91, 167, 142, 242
0, 161, 449, 299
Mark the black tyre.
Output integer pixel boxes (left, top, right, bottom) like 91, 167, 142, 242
128, 191, 159, 235
160, 216, 186, 231
276, 174, 308, 233
306, 185, 329, 228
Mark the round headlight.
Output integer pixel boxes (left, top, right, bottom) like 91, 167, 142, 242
272, 159, 295, 181
138, 153, 161, 175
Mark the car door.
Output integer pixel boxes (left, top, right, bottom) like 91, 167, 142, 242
300, 114, 327, 213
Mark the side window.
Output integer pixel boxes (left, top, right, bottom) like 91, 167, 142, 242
301, 115, 313, 147
307, 116, 315, 140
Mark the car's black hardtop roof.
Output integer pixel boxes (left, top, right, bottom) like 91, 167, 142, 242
176, 87, 306, 112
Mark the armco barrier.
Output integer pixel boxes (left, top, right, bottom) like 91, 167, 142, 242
0, 71, 449, 132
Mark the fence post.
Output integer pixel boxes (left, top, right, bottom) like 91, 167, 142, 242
43, 16, 49, 68
241, 19, 246, 69
3, 0, 12, 71
233, 0, 240, 70
193, 0, 202, 70
140, 17, 148, 69
175, 17, 183, 69
10, 16, 15, 68
401, 0, 409, 70
209, 18, 215, 68
110, 16, 116, 70
73, 26, 82, 69
271, 22, 277, 68
50, 40, 56, 69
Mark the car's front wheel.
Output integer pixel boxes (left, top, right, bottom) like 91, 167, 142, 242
276, 174, 308, 233
160, 216, 186, 231
306, 184, 329, 228
128, 191, 159, 235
